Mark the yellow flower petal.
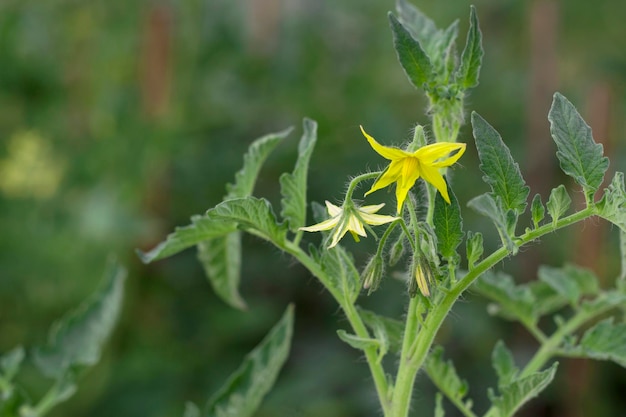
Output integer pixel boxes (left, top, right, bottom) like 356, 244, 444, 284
360, 125, 408, 160
328, 215, 352, 248
420, 164, 450, 203
415, 143, 466, 170
394, 178, 413, 214
299, 216, 340, 232
365, 160, 404, 197
325, 200, 342, 216
359, 203, 386, 214
359, 211, 399, 225
399, 157, 420, 192
348, 214, 367, 238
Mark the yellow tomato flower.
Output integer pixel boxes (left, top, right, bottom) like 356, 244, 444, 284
300, 201, 398, 248
360, 125, 466, 213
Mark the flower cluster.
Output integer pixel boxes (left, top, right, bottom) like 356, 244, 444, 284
300, 126, 466, 248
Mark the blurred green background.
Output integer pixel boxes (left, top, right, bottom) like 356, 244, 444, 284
1, 0, 626, 416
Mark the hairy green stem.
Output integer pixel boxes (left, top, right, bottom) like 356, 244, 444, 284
431, 112, 461, 144
520, 291, 621, 378
434, 382, 477, 417
346, 172, 381, 201
343, 300, 392, 414
392, 296, 420, 416
283, 241, 391, 414
376, 221, 400, 258
522, 320, 548, 344
519, 310, 588, 379
390, 190, 432, 416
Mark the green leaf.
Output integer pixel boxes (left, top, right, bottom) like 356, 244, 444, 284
0, 346, 24, 382
355, 309, 400, 363
141, 199, 277, 310
581, 290, 626, 314
336, 330, 380, 351
471, 112, 529, 214
396, 0, 438, 46
546, 185, 571, 226
140, 128, 289, 311
492, 341, 519, 389
548, 93, 609, 202
357, 308, 404, 354
575, 318, 626, 368
467, 193, 516, 253
395, 0, 459, 78
485, 362, 558, 417
210, 197, 287, 246
425, 347, 469, 406
226, 127, 292, 199
456, 6, 483, 89
138, 216, 237, 263
596, 171, 626, 233
527, 280, 569, 317
530, 194, 545, 229
194, 127, 291, 310
319, 245, 360, 304
473, 271, 537, 325
538, 264, 599, 306
389, 13, 433, 90
34, 261, 126, 379
440, 20, 460, 77
197, 233, 246, 310
205, 305, 294, 417
280, 118, 318, 231
306, 210, 360, 301
433, 185, 464, 261
465, 231, 483, 270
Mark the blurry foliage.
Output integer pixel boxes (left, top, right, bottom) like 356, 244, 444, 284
1, 0, 625, 416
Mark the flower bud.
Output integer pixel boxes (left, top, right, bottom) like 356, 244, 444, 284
388, 235, 405, 266
407, 255, 433, 298
415, 265, 430, 297
361, 255, 384, 294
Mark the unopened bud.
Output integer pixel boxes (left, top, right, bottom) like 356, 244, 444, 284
415, 266, 430, 297
406, 124, 427, 152
361, 255, 384, 294
408, 255, 434, 298
388, 235, 405, 266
